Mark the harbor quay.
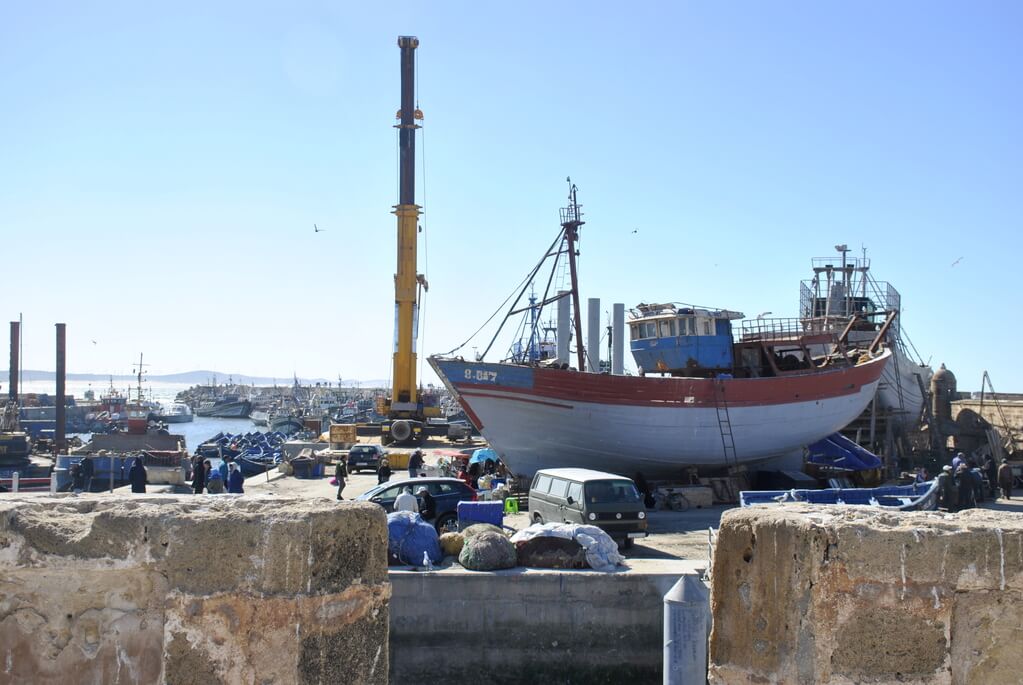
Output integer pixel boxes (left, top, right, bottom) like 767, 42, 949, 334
4, 440, 1023, 683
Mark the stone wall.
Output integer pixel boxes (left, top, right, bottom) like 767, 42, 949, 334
0, 495, 389, 685
709, 505, 1023, 684
953, 399, 1023, 450
390, 560, 704, 683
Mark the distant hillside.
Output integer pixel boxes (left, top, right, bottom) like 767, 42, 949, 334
0, 369, 386, 387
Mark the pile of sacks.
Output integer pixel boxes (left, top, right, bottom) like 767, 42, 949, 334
510, 523, 623, 572
387, 513, 625, 573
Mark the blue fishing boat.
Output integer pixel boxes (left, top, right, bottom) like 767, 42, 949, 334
740, 480, 940, 511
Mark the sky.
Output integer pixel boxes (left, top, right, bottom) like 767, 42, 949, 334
1, 1, 1020, 393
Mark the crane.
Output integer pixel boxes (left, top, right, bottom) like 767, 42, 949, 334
380, 35, 437, 446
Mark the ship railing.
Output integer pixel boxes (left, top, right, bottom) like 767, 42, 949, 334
739, 317, 818, 343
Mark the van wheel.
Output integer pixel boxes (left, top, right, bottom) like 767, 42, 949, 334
532, 512, 544, 525
622, 537, 635, 550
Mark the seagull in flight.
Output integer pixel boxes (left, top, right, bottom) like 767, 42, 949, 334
314, 223, 325, 233
950, 256, 963, 267
631, 228, 638, 234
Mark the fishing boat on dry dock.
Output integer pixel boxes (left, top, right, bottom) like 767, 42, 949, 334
430, 182, 891, 479
799, 246, 933, 428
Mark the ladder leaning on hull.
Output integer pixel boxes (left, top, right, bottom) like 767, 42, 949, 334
714, 380, 738, 468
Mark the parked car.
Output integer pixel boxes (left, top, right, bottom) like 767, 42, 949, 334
347, 444, 387, 473
528, 468, 647, 548
356, 477, 477, 532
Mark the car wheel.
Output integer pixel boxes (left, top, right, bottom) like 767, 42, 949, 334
435, 513, 458, 534
532, 512, 544, 525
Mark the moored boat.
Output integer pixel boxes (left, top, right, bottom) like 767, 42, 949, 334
194, 396, 252, 418
156, 402, 194, 424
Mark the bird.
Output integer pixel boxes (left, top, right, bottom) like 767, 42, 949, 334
631, 229, 638, 234
951, 256, 963, 267
91, 340, 97, 345
314, 224, 325, 233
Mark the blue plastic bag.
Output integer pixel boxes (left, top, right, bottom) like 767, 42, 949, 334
386, 511, 442, 565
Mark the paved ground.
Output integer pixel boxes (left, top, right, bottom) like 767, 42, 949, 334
237, 438, 1023, 565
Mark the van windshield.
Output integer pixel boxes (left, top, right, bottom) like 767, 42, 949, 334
584, 480, 641, 504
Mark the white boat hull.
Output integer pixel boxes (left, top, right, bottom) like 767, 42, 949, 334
430, 351, 890, 479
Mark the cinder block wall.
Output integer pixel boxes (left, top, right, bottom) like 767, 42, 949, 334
390, 563, 702, 683
0, 495, 390, 685
709, 505, 1023, 684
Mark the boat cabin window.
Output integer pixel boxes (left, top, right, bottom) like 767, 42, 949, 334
700, 318, 713, 336
659, 320, 676, 338
678, 317, 692, 335
640, 322, 658, 339
630, 325, 639, 341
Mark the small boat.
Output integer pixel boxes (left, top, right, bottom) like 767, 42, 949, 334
155, 402, 194, 424
250, 409, 269, 427
740, 480, 940, 510
269, 413, 304, 436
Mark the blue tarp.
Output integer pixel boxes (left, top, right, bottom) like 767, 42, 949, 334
386, 511, 442, 565
469, 448, 499, 465
806, 433, 882, 472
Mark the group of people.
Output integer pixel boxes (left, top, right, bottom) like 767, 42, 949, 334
394, 485, 436, 519
934, 452, 1015, 512
68, 456, 96, 493
188, 454, 244, 495
455, 456, 505, 489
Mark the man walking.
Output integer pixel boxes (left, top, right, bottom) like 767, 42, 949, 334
335, 457, 348, 500
998, 459, 1014, 500
407, 449, 424, 480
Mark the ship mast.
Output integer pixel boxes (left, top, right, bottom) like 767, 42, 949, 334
560, 179, 586, 371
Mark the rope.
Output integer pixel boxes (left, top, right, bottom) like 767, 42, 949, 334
440, 230, 564, 358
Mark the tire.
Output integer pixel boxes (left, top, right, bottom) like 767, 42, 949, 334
435, 513, 458, 534
532, 512, 544, 525
391, 420, 412, 443
622, 537, 635, 550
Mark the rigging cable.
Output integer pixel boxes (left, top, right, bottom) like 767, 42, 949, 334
441, 229, 565, 358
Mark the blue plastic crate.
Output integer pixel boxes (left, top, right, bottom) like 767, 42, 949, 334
457, 501, 503, 527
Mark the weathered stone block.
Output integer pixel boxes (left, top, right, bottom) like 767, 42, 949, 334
709, 505, 1023, 685
0, 495, 389, 685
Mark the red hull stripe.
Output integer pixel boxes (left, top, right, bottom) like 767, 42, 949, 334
453, 354, 886, 409
458, 390, 574, 410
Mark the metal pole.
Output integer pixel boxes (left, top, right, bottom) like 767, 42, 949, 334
55, 323, 67, 455
612, 303, 625, 375
9, 321, 19, 400
587, 298, 600, 372
556, 291, 570, 365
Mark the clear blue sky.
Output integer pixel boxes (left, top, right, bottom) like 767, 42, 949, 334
2, 1, 1020, 392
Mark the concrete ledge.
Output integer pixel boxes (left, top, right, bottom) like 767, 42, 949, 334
709, 505, 1023, 685
0, 494, 390, 685
389, 559, 705, 683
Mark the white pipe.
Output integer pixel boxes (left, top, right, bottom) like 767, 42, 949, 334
587, 298, 600, 372
556, 291, 570, 366
613, 303, 625, 375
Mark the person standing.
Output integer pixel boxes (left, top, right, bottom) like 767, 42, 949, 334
394, 486, 419, 513
128, 456, 147, 494
335, 457, 348, 500
407, 449, 424, 480
936, 465, 956, 511
206, 462, 224, 494
984, 456, 998, 498
227, 462, 245, 494
191, 456, 207, 495
218, 458, 229, 483
416, 486, 436, 520
80, 456, 95, 493
955, 464, 976, 511
69, 462, 85, 494
998, 459, 1014, 500
377, 457, 391, 485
